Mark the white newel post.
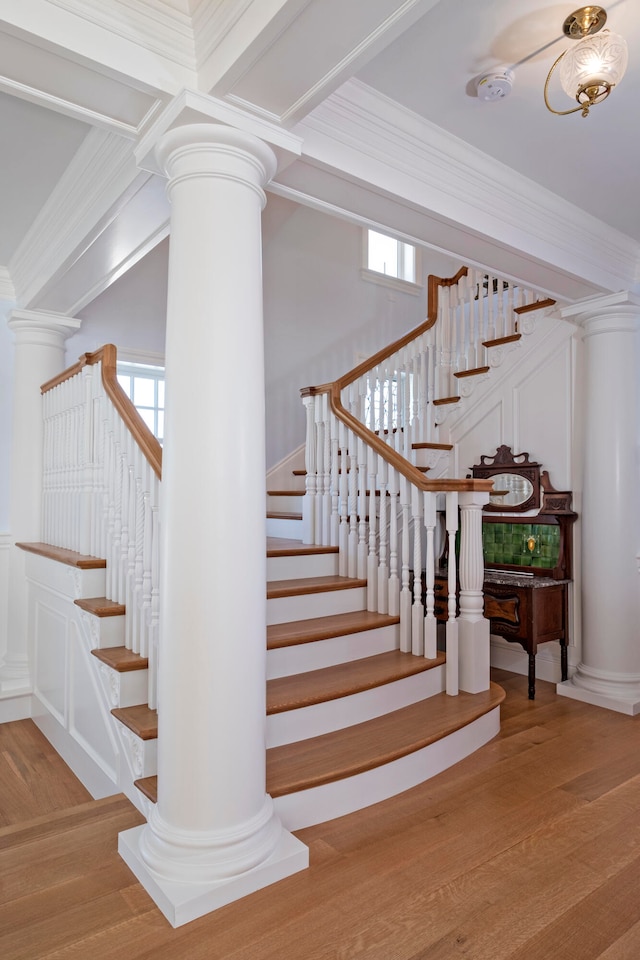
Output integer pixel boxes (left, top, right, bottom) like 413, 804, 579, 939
1, 310, 79, 693
118, 122, 307, 926
458, 491, 491, 693
557, 293, 640, 715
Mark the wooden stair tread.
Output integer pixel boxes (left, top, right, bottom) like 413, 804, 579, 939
267, 511, 303, 520
292, 469, 306, 476
514, 297, 555, 314
267, 609, 399, 649
432, 396, 460, 406
74, 597, 125, 617
267, 683, 505, 797
134, 776, 158, 802
267, 489, 305, 496
454, 366, 490, 379
267, 538, 338, 557
267, 650, 445, 714
135, 683, 505, 805
483, 333, 521, 348
15, 542, 106, 569
267, 575, 366, 599
111, 704, 157, 740
411, 442, 453, 451
91, 646, 148, 672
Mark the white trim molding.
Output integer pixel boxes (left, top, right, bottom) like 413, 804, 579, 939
294, 79, 640, 295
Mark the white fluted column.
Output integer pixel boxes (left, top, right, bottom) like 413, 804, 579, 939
118, 123, 307, 926
1, 310, 80, 692
458, 491, 491, 693
558, 293, 640, 714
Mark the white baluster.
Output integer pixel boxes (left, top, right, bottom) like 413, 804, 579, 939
302, 394, 316, 545
330, 412, 340, 547
423, 490, 437, 659
367, 444, 378, 612
321, 393, 331, 546
445, 491, 459, 696
338, 418, 349, 575
377, 458, 389, 614
399, 477, 412, 652
348, 427, 358, 578
506, 280, 514, 338
314, 395, 324, 546
388, 467, 400, 618
411, 485, 424, 656
357, 432, 368, 580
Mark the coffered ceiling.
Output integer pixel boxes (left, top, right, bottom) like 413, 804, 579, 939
0, 0, 638, 312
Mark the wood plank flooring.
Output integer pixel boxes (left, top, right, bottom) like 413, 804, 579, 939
3, 670, 640, 958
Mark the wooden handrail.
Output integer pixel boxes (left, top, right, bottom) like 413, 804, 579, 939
41, 344, 163, 479
319, 269, 468, 395
329, 383, 493, 495
300, 267, 494, 494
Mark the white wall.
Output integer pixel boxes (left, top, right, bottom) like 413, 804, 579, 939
66, 239, 169, 362
63, 194, 460, 471
0, 299, 15, 531
262, 196, 457, 468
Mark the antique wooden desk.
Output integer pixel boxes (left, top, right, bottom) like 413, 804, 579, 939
435, 446, 577, 699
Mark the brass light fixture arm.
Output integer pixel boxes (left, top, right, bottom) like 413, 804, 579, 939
544, 50, 593, 117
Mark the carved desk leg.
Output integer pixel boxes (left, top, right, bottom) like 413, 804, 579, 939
528, 652, 536, 700
560, 639, 568, 682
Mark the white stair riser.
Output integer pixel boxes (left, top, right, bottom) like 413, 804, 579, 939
274, 707, 501, 831
267, 494, 305, 513
266, 517, 304, 538
267, 587, 366, 625
267, 552, 338, 581
267, 623, 399, 679
267, 665, 445, 747
97, 663, 149, 709
92, 616, 126, 649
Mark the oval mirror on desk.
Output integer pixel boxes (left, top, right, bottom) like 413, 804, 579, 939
489, 473, 534, 508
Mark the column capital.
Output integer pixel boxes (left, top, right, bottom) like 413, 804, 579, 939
560, 291, 640, 335
8, 309, 80, 345
136, 89, 302, 179
153, 123, 278, 209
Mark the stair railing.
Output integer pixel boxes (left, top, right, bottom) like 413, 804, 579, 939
41, 345, 162, 709
300, 266, 555, 692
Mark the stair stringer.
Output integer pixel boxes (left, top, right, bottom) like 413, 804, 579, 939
431, 304, 556, 448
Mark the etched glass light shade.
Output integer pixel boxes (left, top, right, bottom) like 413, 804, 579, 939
559, 29, 628, 104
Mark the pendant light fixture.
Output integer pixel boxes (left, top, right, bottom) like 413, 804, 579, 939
544, 6, 628, 117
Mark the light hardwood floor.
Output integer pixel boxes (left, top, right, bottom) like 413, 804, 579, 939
2, 669, 640, 959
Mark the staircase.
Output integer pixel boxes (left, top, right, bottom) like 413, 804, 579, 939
24, 264, 555, 835
65, 525, 503, 831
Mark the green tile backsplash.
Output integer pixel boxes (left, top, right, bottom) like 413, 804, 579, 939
482, 522, 560, 568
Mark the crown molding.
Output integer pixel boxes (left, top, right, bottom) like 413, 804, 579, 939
297, 80, 640, 293
47, 0, 196, 70
9, 129, 142, 308
0, 268, 16, 301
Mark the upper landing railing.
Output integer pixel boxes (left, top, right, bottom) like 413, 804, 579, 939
41, 344, 162, 708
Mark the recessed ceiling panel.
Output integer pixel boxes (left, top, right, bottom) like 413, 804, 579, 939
0, 92, 89, 264
228, 0, 419, 118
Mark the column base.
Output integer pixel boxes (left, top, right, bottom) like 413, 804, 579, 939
119, 824, 309, 927
458, 616, 490, 693
557, 665, 640, 716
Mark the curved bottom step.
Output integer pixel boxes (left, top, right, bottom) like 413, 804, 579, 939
136, 683, 505, 832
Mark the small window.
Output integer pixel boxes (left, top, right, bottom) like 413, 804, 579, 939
362, 229, 422, 294
117, 361, 165, 444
